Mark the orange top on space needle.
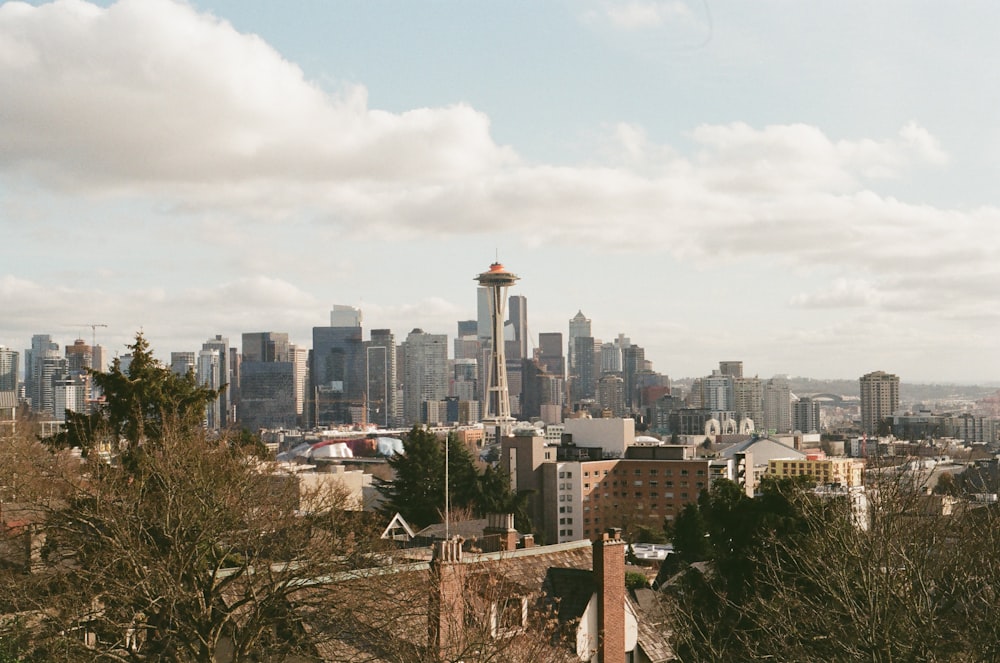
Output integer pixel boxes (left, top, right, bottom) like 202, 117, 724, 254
475, 262, 519, 286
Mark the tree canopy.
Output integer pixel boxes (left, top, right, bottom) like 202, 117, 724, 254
378, 428, 527, 530
51, 332, 218, 458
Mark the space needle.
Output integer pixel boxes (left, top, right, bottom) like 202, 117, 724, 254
475, 261, 519, 440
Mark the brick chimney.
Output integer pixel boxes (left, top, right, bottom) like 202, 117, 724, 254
483, 512, 518, 552
429, 537, 466, 661
593, 527, 626, 663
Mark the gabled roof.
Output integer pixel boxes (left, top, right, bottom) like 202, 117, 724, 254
543, 567, 595, 621
720, 436, 806, 463
380, 512, 415, 541
630, 587, 674, 663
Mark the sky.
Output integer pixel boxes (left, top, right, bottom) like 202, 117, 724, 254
1, 0, 998, 383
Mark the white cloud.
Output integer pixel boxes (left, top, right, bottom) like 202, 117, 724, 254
790, 279, 879, 309
601, 1, 693, 30
0, 0, 516, 193
1, 0, 997, 355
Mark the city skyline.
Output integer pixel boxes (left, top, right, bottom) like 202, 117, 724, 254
2, 1, 999, 383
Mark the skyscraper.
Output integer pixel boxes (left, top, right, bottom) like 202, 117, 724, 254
367, 329, 398, 428
763, 376, 792, 434
719, 361, 744, 378
26, 334, 59, 413
859, 370, 900, 435
197, 348, 223, 431
793, 397, 822, 434
734, 376, 764, 429
505, 295, 528, 362
242, 332, 290, 363
312, 308, 365, 426
537, 332, 565, 380
201, 335, 230, 428
0, 347, 18, 393
475, 262, 520, 437
571, 336, 596, 402
238, 332, 296, 432
568, 310, 591, 377
402, 328, 448, 425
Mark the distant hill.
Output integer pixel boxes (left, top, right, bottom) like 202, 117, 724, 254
675, 376, 998, 403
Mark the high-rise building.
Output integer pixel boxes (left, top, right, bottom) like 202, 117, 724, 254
65, 339, 92, 374
537, 332, 565, 380
237, 333, 296, 432
197, 348, 223, 430
456, 320, 478, 338
859, 370, 900, 435
201, 335, 230, 428
733, 376, 764, 429
237, 332, 297, 431
505, 295, 528, 362
568, 311, 591, 377
793, 397, 822, 434
0, 347, 18, 393
571, 336, 596, 402
598, 374, 626, 417
475, 263, 520, 437
600, 342, 622, 375
622, 344, 645, 410
366, 329, 398, 428
719, 361, 744, 378
702, 370, 735, 414
452, 358, 478, 402
312, 307, 365, 426
170, 352, 196, 376
763, 376, 792, 434
330, 304, 363, 327
26, 334, 59, 413
402, 328, 448, 425
476, 288, 491, 341
242, 332, 290, 363
91, 345, 106, 374
289, 344, 308, 421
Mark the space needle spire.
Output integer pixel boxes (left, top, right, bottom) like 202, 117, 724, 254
475, 261, 519, 440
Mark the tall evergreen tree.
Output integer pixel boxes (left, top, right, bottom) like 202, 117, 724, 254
378, 428, 521, 530
52, 332, 217, 458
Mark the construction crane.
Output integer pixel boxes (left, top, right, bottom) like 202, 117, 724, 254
66, 323, 108, 347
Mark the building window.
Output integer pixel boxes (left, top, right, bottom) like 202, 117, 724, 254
649, 469, 659, 476
681, 469, 689, 476
650, 480, 658, 487
559, 471, 565, 479
634, 480, 643, 487
560, 506, 566, 513
634, 469, 642, 475
650, 492, 658, 498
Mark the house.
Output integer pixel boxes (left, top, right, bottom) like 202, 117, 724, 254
300, 527, 671, 662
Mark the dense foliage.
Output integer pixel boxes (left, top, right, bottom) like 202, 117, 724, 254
666, 476, 1000, 662
50, 332, 218, 458
378, 427, 528, 530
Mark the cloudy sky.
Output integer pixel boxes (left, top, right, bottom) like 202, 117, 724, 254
1, 0, 998, 383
